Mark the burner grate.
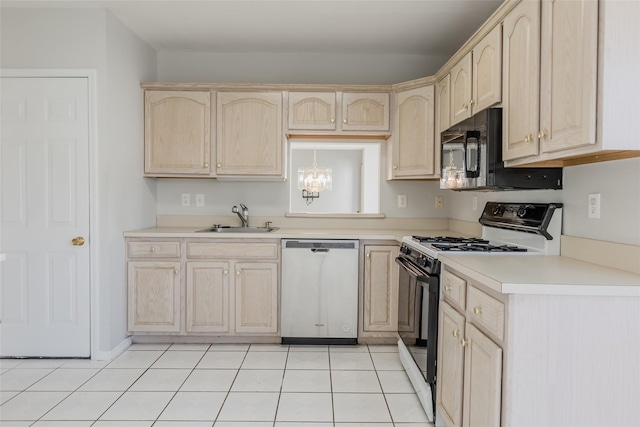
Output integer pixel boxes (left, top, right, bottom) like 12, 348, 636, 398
412, 236, 489, 245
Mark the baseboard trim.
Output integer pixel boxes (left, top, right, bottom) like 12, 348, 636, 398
92, 337, 131, 361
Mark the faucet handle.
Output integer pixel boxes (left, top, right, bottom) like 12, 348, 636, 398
265, 221, 272, 229
239, 203, 248, 211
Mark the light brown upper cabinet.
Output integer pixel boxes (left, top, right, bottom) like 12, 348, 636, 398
216, 92, 284, 178
503, 0, 598, 163
342, 92, 390, 131
436, 74, 451, 134
288, 92, 337, 130
389, 85, 438, 179
144, 90, 211, 176
503, 0, 638, 167
450, 25, 502, 127
286, 91, 390, 134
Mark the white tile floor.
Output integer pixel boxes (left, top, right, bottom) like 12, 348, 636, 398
0, 343, 432, 426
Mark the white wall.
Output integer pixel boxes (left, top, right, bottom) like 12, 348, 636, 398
158, 51, 449, 85
104, 13, 158, 351
1, 7, 158, 355
447, 158, 640, 246
156, 140, 450, 220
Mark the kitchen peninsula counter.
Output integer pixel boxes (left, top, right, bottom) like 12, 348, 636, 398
439, 253, 640, 297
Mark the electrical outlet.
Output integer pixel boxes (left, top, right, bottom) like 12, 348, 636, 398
472, 196, 478, 211
435, 196, 444, 208
398, 195, 407, 208
181, 193, 191, 207
588, 193, 601, 219
196, 194, 205, 207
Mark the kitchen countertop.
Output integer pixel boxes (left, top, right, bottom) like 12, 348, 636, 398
123, 226, 467, 241
439, 253, 640, 297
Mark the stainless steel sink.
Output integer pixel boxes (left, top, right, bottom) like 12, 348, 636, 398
196, 225, 279, 233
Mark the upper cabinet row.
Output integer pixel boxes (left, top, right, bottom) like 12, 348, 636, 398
144, 90, 393, 179
502, 0, 639, 167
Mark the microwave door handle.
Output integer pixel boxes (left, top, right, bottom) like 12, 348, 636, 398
464, 130, 481, 178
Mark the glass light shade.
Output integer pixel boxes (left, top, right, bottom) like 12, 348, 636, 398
297, 166, 332, 192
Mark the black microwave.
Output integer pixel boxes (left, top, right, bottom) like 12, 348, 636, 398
439, 108, 562, 191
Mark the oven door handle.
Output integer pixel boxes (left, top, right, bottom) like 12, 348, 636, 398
395, 256, 430, 282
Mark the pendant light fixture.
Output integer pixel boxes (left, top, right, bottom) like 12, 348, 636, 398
297, 148, 332, 204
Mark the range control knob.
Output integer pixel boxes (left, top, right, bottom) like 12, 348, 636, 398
417, 255, 428, 267
492, 205, 506, 216
517, 207, 527, 218
400, 245, 411, 255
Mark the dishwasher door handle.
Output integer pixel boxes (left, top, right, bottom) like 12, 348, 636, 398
311, 248, 329, 253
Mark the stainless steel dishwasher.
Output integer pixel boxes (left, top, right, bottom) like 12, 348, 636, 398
281, 239, 359, 344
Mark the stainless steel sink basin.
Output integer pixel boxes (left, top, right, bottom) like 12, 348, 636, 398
196, 225, 279, 233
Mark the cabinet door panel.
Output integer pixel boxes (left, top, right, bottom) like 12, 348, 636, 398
391, 86, 436, 178
127, 261, 180, 332
186, 262, 230, 333
437, 302, 466, 427
473, 25, 502, 113
540, 0, 598, 153
235, 262, 278, 334
462, 323, 502, 427
217, 92, 283, 176
288, 92, 336, 130
363, 246, 399, 332
436, 74, 451, 133
450, 52, 473, 126
342, 92, 390, 131
502, 0, 541, 161
144, 91, 211, 175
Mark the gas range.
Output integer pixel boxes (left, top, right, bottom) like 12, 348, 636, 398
401, 202, 563, 260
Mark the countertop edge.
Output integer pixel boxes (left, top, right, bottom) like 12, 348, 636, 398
439, 253, 640, 297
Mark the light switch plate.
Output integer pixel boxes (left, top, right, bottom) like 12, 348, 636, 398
196, 194, 205, 207
398, 195, 407, 208
435, 196, 444, 208
181, 193, 191, 207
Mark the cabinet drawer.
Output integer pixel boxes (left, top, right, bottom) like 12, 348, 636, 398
442, 269, 467, 311
128, 241, 181, 258
467, 285, 505, 341
187, 242, 279, 260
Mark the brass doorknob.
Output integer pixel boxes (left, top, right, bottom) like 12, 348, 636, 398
71, 236, 85, 246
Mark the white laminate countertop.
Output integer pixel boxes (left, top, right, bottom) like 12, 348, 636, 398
439, 253, 640, 297
123, 226, 466, 242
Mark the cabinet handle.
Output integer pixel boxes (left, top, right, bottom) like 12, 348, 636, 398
452, 329, 459, 337
217, 163, 222, 168
174, 268, 179, 275
393, 165, 398, 170
223, 270, 228, 275
343, 119, 347, 124
150, 247, 155, 253
444, 284, 452, 293
469, 99, 475, 106
473, 306, 482, 315
462, 103, 468, 110
204, 162, 209, 168
236, 270, 240, 276
330, 118, 335, 123
524, 134, 530, 142
538, 130, 545, 139
461, 339, 468, 347
366, 252, 370, 258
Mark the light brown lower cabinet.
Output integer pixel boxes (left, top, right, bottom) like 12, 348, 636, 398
359, 244, 399, 339
185, 261, 230, 333
127, 261, 181, 333
437, 268, 503, 427
127, 238, 280, 337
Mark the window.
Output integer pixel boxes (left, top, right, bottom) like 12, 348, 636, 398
289, 140, 381, 214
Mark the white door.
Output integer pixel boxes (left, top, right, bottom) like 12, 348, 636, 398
0, 77, 91, 357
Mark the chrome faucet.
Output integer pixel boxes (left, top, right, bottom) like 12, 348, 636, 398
232, 203, 249, 227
